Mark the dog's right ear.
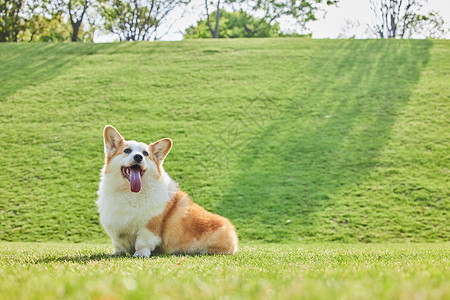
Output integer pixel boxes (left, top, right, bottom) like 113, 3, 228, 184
103, 125, 124, 157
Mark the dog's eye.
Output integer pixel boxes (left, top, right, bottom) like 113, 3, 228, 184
124, 148, 132, 154
143, 151, 149, 157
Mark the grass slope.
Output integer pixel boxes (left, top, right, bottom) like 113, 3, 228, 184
1, 242, 449, 300
0, 39, 448, 243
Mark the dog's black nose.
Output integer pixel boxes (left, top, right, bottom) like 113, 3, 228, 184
134, 154, 143, 163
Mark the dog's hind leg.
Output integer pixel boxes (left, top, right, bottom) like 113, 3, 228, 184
206, 226, 238, 255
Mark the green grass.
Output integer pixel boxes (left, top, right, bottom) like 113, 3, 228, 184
0, 39, 449, 243
0, 39, 449, 299
1, 242, 449, 299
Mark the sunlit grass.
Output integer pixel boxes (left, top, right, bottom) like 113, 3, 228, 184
1, 242, 449, 299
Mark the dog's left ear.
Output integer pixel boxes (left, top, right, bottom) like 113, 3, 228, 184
104, 125, 124, 157
150, 138, 172, 164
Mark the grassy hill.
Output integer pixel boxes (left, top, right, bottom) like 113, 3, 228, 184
0, 38, 448, 243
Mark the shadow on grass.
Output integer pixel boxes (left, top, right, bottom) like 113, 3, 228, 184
35, 253, 115, 264
0, 43, 101, 99
34, 252, 205, 264
215, 40, 432, 242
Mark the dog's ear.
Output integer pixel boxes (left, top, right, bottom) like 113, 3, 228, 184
104, 125, 124, 157
150, 138, 172, 164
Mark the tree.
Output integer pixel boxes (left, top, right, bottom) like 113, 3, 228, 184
200, 0, 338, 38
67, 0, 89, 41
99, 0, 188, 41
0, 0, 93, 42
23, 13, 73, 42
369, 0, 446, 38
185, 9, 284, 38
31, 0, 93, 42
234, 0, 338, 24
24, 0, 71, 42
0, 0, 25, 42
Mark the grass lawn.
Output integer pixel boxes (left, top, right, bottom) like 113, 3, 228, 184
0, 38, 449, 299
1, 242, 449, 300
0, 39, 448, 244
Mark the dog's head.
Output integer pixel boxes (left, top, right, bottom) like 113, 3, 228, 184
103, 125, 172, 193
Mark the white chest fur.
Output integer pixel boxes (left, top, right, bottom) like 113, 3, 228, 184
97, 169, 178, 250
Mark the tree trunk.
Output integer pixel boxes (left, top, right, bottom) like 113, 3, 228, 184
213, 0, 220, 38
69, 0, 88, 42
71, 22, 80, 42
205, 0, 220, 38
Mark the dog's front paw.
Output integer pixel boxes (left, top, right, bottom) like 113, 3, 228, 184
133, 248, 151, 258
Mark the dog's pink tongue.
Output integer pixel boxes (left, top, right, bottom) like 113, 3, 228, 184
130, 168, 142, 193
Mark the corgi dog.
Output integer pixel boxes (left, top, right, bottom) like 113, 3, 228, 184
97, 125, 238, 257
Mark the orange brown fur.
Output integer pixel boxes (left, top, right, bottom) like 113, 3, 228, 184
147, 191, 238, 255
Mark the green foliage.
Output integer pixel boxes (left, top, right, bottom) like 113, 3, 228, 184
186, 0, 336, 39
0, 39, 448, 244
185, 9, 283, 38
0, 242, 449, 299
227, 0, 338, 26
99, 0, 156, 41
0, 0, 92, 42
0, 0, 26, 42
99, 0, 186, 41
22, 14, 72, 42
21, 14, 91, 42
